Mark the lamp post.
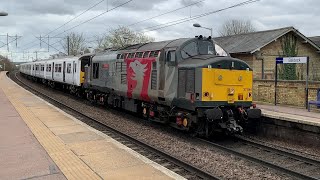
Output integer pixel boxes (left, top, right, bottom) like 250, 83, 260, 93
0, 12, 8, 16
193, 23, 212, 37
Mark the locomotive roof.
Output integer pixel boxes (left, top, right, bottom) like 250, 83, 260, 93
178, 55, 252, 70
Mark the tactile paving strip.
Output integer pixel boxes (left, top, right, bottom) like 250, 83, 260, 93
0, 75, 101, 180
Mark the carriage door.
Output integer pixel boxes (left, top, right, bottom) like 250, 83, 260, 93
63, 61, 66, 82
52, 62, 54, 80
73, 61, 75, 85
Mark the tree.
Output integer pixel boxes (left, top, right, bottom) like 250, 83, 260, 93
219, 19, 256, 37
0, 55, 14, 71
61, 32, 86, 56
278, 33, 298, 80
96, 26, 155, 49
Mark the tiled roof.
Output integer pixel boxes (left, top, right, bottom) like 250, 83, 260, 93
309, 36, 320, 47
214, 27, 320, 54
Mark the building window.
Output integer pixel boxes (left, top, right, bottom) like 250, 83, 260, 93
93, 63, 99, 79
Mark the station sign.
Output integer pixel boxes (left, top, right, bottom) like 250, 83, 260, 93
276, 57, 308, 64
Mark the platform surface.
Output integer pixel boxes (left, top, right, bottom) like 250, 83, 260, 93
0, 76, 66, 179
0, 72, 184, 180
258, 104, 320, 127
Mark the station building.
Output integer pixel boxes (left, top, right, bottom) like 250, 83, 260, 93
214, 27, 320, 107
214, 27, 320, 80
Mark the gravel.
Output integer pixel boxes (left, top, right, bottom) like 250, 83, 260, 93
244, 135, 320, 162
15, 73, 300, 180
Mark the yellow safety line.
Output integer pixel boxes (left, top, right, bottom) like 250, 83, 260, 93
0, 74, 101, 180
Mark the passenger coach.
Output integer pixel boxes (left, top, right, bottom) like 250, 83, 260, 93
20, 55, 91, 94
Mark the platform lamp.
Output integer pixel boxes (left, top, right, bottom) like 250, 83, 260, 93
193, 23, 213, 37
0, 12, 8, 16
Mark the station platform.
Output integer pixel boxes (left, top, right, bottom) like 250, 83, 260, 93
257, 104, 320, 127
0, 71, 184, 180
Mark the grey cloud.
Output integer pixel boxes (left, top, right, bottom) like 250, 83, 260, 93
180, 0, 204, 7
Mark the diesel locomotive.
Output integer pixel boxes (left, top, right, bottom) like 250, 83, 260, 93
20, 36, 261, 137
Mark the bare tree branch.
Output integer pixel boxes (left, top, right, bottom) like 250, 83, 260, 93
61, 32, 86, 56
219, 19, 256, 37
96, 26, 154, 49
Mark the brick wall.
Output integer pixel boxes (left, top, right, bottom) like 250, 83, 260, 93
253, 80, 320, 107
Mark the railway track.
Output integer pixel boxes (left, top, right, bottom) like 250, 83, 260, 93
11, 72, 320, 180
10, 72, 219, 180
198, 136, 320, 180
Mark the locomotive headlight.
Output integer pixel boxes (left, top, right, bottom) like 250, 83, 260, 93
228, 88, 235, 95
183, 118, 188, 127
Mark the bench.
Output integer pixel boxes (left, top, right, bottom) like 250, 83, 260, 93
308, 89, 320, 112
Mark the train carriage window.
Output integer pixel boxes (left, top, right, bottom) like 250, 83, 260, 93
149, 51, 156, 57
46, 64, 51, 72
117, 54, 121, 59
93, 63, 99, 79
135, 52, 143, 58
41, 65, 44, 71
58, 64, 62, 72
67, 63, 71, 73
153, 50, 160, 57
120, 54, 124, 59
143, 51, 150, 58
127, 53, 133, 58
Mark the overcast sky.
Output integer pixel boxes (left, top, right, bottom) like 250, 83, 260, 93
1, 0, 320, 61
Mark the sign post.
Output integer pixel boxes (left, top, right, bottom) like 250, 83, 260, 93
274, 57, 309, 108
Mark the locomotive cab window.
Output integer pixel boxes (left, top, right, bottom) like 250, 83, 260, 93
181, 42, 197, 59
181, 40, 216, 59
167, 50, 176, 65
199, 41, 214, 55
93, 63, 99, 79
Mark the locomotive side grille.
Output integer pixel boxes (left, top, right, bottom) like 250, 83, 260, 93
151, 61, 157, 90
151, 70, 157, 90
121, 62, 127, 72
121, 74, 127, 84
186, 69, 195, 93
116, 62, 121, 72
178, 70, 186, 98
